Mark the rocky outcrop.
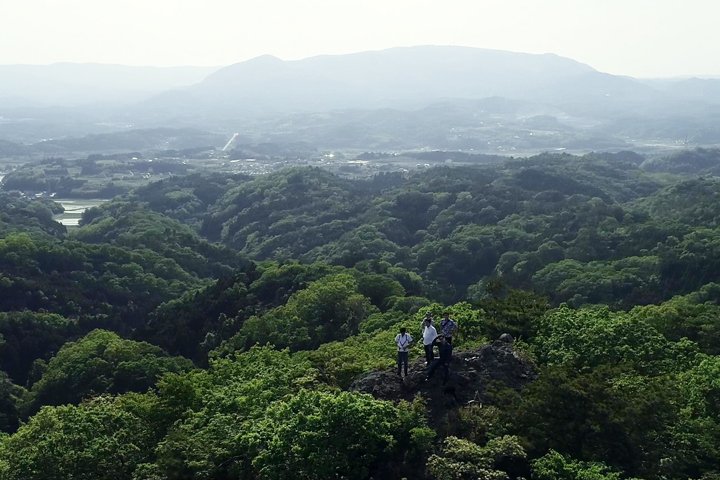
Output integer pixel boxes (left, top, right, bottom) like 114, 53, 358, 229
350, 338, 537, 412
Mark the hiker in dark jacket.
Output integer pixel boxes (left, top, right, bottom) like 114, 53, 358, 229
426, 335, 452, 384
440, 312, 458, 345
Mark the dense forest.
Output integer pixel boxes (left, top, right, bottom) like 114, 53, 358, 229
2, 149, 720, 479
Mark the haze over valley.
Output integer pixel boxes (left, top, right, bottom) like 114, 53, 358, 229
2, 46, 720, 159
4, 2, 720, 479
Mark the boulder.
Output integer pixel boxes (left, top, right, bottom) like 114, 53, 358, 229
349, 340, 537, 413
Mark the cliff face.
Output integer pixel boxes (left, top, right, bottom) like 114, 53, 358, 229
350, 339, 537, 413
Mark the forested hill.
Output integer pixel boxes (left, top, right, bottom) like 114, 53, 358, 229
78, 150, 718, 306
2, 151, 720, 479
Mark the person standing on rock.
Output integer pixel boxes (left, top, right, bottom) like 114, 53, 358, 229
421, 316, 438, 365
395, 327, 413, 377
420, 312, 433, 333
426, 335, 452, 384
440, 311, 458, 345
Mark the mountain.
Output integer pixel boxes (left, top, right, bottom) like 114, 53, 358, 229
140, 45, 720, 151
145, 45, 659, 117
0, 128, 224, 158
3, 47, 720, 153
31, 127, 225, 154
643, 77, 720, 104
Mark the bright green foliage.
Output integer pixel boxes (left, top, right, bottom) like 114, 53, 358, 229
444, 301, 487, 347
0, 232, 204, 326
359, 310, 408, 334
506, 365, 691, 478
248, 390, 426, 480
0, 397, 155, 480
630, 283, 720, 354
680, 355, 720, 419
303, 301, 493, 387
473, 282, 549, 340
224, 273, 377, 351
386, 294, 433, 314
249, 261, 339, 305
0, 233, 41, 270
0, 433, 7, 478
111, 391, 188, 446
153, 347, 322, 479
416, 302, 487, 347
200, 347, 321, 416
23, 330, 192, 415
304, 224, 407, 267
7, 156, 720, 480
146, 263, 409, 365
532, 256, 660, 307
532, 450, 622, 480
73, 201, 249, 279
303, 327, 402, 387
209, 167, 373, 258
452, 404, 505, 445
533, 305, 697, 374
426, 435, 525, 480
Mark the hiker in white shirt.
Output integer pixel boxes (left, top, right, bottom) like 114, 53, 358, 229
394, 327, 413, 377
421, 317, 438, 365
419, 312, 433, 335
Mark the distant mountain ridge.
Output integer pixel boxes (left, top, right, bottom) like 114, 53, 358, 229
201, 46, 595, 104
146, 46, 613, 114
4, 46, 720, 114
140, 45, 720, 128
3, 46, 720, 151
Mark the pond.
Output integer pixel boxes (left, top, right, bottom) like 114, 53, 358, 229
53, 199, 108, 227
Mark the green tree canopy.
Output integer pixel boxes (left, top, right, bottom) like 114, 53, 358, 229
0, 397, 155, 480
23, 330, 192, 416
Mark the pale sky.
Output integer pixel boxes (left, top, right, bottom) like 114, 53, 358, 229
0, 0, 718, 77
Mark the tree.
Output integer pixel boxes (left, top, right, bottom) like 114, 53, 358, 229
224, 273, 376, 352
247, 390, 426, 480
506, 365, 688, 478
23, 330, 192, 416
0, 311, 77, 385
426, 435, 525, 480
473, 283, 549, 341
0, 397, 155, 480
532, 305, 695, 374
532, 450, 622, 480
0, 372, 25, 433
152, 347, 323, 479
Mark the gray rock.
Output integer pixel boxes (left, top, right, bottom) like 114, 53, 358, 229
349, 341, 537, 415
498, 333, 515, 344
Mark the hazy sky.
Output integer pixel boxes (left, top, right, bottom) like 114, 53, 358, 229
1, 0, 718, 77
